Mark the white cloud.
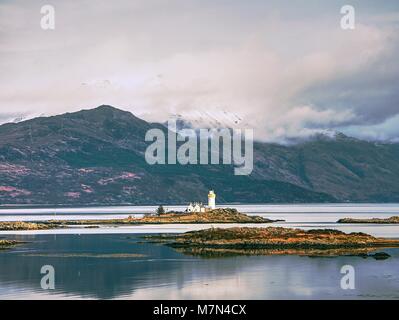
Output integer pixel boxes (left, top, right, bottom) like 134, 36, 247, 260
342, 114, 399, 142
0, 1, 399, 142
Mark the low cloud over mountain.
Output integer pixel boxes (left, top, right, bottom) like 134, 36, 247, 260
1, 1, 399, 143
1, 106, 399, 205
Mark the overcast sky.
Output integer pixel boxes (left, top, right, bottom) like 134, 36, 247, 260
1, 0, 399, 142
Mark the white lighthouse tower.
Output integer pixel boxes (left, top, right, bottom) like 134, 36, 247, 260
208, 190, 216, 210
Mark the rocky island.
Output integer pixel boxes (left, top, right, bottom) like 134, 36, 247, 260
134, 208, 278, 224
0, 221, 62, 231
337, 216, 399, 224
48, 208, 278, 225
147, 227, 399, 258
0, 209, 280, 231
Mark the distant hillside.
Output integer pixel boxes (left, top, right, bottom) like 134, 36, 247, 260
0, 105, 398, 205
252, 134, 399, 202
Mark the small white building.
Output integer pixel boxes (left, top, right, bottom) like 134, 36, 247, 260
186, 191, 216, 212
187, 202, 206, 213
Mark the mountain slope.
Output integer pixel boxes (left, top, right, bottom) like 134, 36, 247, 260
252, 134, 399, 202
0, 106, 397, 205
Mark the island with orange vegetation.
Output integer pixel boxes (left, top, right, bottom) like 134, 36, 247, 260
146, 227, 399, 259
0, 221, 62, 231
0, 209, 280, 231
43, 208, 280, 226
127, 208, 278, 224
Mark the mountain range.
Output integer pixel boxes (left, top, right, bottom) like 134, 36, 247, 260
0, 105, 398, 205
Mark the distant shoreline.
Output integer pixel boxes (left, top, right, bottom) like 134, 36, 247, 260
338, 216, 399, 224
2, 202, 399, 210
2, 203, 399, 216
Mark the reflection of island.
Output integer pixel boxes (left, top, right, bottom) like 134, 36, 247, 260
147, 227, 399, 259
337, 216, 399, 224
172, 247, 392, 260
0, 240, 18, 249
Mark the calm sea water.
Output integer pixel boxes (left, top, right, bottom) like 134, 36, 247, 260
1, 204, 399, 300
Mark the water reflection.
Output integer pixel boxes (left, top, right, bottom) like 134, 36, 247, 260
1, 234, 399, 299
